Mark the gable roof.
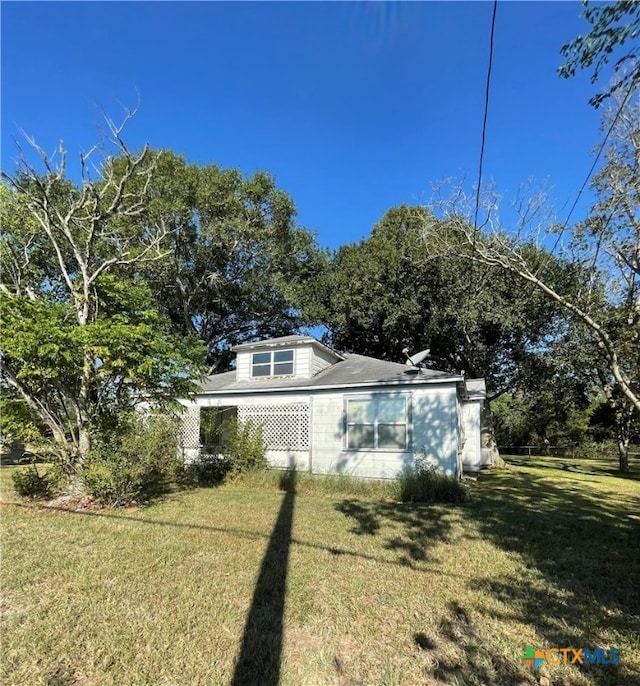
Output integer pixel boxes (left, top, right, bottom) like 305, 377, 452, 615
233, 334, 318, 349
199, 351, 461, 395
232, 334, 343, 361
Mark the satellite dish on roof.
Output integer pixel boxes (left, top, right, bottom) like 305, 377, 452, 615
402, 347, 431, 367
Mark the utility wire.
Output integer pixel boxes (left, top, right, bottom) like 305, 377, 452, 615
472, 0, 498, 235
521, 79, 637, 306
467, 0, 498, 318
542, 81, 636, 264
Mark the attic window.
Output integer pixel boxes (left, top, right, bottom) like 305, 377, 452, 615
251, 349, 294, 378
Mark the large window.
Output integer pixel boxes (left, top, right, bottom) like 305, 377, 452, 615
251, 349, 294, 377
346, 395, 408, 450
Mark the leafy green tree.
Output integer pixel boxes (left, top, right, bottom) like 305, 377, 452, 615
559, 0, 640, 107
300, 205, 570, 401
130, 150, 326, 370
433, 96, 640, 471
1, 115, 205, 471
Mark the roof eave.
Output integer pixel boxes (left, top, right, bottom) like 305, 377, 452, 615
191, 374, 463, 398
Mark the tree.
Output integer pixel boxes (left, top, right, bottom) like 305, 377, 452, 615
130, 151, 327, 370
296, 205, 570, 401
429, 96, 640, 471
490, 326, 630, 452
0, 113, 205, 470
559, 0, 640, 107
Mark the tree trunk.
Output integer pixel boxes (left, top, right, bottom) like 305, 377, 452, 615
76, 348, 95, 464
617, 436, 630, 473
78, 425, 92, 463
482, 401, 505, 468
614, 400, 633, 474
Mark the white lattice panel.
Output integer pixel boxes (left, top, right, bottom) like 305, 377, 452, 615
179, 406, 201, 449
238, 403, 310, 451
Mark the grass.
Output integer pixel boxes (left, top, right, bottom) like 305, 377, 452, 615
1, 456, 639, 685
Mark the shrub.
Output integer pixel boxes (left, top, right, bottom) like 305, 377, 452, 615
186, 419, 265, 487
82, 414, 183, 506
220, 418, 266, 477
82, 453, 139, 506
574, 438, 621, 460
11, 463, 58, 499
397, 456, 468, 504
188, 453, 230, 486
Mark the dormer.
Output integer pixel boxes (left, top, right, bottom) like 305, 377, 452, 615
233, 335, 343, 382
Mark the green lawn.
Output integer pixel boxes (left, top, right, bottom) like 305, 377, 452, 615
1, 457, 638, 686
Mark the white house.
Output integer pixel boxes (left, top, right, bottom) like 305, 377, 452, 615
177, 335, 486, 479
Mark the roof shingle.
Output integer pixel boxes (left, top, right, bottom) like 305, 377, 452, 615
200, 352, 459, 394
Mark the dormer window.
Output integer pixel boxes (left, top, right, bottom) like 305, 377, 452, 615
251, 349, 294, 378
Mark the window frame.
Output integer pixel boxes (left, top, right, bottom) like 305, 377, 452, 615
345, 393, 410, 452
250, 349, 295, 378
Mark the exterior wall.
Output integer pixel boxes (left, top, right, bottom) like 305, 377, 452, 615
312, 383, 460, 479
193, 393, 311, 471
460, 401, 482, 471
264, 449, 309, 470
411, 385, 460, 477
312, 392, 351, 474
293, 344, 314, 379
311, 347, 338, 376
195, 393, 309, 409
236, 344, 312, 382
184, 383, 461, 479
235, 352, 252, 381
480, 402, 499, 467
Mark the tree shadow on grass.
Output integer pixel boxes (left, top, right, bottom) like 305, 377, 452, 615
334, 499, 454, 565
420, 594, 639, 686
419, 601, 538, 686
505, 455, 640, 482
463, 468, 640, 685
334, 469, 640, 685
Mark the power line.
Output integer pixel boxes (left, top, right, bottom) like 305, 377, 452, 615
542, 80, 636, 263
472, 0, 498, 235
467, 0, 498, 318
521, 79, 638, 308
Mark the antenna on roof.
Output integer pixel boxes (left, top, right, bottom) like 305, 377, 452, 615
402, 346, 431, 367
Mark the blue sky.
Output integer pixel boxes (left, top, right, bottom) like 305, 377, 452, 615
2, 1, 604, 249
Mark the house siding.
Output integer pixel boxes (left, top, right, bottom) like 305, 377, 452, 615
235, 342, 338, 383
185, 383, 460, 478
236, 353, 251, 381
310, 384, 459, 479
294, 345, 312, 379
411, 384, 460, 477
311, 347, 338, 376
460, 400, 482, 471
236, 344, 312, 382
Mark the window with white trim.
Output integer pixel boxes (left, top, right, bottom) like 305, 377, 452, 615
251, 349, 294, 378
346, 395, 408, 450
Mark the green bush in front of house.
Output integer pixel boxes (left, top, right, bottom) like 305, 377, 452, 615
220, 418, 267, 477
11, 463, 60, 499
396, 455, 468, 503
189, 418, 267, 486
81, 414, 183, 506
188, 452, 230, 486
